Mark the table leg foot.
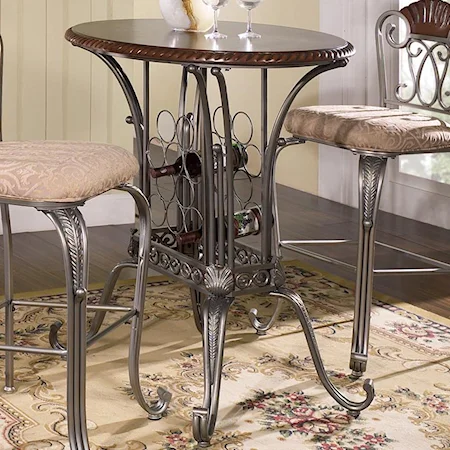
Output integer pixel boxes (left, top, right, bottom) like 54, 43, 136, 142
248, 297, 283, 335
269, 287, 375, 416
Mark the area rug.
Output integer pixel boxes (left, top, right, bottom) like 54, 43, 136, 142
0, 261, 449, 450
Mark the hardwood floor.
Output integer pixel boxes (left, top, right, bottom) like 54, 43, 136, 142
0, 182, 449, 318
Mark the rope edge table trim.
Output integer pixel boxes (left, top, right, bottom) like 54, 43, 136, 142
65, 28, 355, 67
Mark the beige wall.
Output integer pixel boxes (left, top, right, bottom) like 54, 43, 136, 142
0, 0, 320, 194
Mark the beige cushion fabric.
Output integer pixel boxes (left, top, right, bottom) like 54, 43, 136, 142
285, 105, 450, 154
0, 141, 139, 203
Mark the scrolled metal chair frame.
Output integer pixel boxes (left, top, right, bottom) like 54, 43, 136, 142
0, 36, 170, 449
272, 0, 450, 380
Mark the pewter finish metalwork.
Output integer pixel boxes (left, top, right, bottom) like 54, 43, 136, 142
187, 65, 216, 265
0, 344, 67, 356
148, 239, 283, 296
87, 260, 137, 340
249, 298, 283, 336
91, 52, 146, 193
261, 60, 349, 261
1, 204, 15, 392
204, 265, 234, 296
45, 207, 90, 449
377, 10, 450, 114
350, 156, 387, 378
193, 295, 233, 446
211, 68, 234, 267
270, 288, 375, 416
44, 209, 88, 293
12, 299, 132, 312
147, 67, 262, 250
120, 184, 172, 419
190, 289, 205, 334
361, 156, 386, 226
280, 239, 450, 276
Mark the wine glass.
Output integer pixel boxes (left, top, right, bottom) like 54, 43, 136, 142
202, 0, 230, 39
236, 0, 263, 39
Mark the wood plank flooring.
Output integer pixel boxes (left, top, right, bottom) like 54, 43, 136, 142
0, 182, 449, 318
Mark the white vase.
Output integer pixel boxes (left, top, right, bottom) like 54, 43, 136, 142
159, 0, 214, 32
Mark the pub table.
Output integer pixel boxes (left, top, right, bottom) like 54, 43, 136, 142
65, 19, 374, 448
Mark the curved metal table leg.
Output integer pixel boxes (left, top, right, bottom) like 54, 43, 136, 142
121, 185, 172, 419
190, 288, 204, 334
271, 287, 375, 417
249, 298, 283, 335
1, 204, 15, 393
192, 293, 233, 447
350, 155, 387, 379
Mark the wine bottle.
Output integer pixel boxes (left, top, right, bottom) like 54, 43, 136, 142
230, 141, 248, 170
149, 152, 201, 179
150, 143, 247, 179
177, 205, 262, 245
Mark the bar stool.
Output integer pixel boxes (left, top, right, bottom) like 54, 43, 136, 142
0, 139, 173, 449
272, 0, 450, 378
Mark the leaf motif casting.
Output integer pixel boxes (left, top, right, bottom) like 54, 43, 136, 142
204, 265, 234, 296
361, 157, 386, 226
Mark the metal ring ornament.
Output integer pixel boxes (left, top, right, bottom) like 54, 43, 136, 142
232, 111, 254, 146
156, 110, 177, 144
235, 272, 252, 289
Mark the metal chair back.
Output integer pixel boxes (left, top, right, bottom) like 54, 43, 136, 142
377, 0, 450, 117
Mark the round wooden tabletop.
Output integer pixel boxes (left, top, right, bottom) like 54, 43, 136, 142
66, 19, 354, 68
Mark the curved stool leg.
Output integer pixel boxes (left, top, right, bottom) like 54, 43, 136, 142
44, 207, 91, 450
120, 185, 172, 419
1, 204, 15, 393
350, 155, 387, 378
271, 287, 375, 417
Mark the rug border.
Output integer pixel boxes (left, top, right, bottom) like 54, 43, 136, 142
2, 260, 448, 327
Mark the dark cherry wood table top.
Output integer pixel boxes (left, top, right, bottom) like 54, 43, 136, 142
66, 19, 354, 68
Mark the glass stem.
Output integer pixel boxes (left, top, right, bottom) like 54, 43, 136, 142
247, 9, 252, 33
213, 9, 219, 33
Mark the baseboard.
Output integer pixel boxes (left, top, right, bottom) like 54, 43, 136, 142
0, 192, 135, 235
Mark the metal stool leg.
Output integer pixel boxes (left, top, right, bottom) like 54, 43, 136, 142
1, 204, 15, 393
44, 207, 90, 450
350, 155, 387, 378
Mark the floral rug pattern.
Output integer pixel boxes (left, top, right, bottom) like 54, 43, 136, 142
0, 262, 449, 449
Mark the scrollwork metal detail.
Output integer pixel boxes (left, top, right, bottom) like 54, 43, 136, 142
377, 7, 450, 111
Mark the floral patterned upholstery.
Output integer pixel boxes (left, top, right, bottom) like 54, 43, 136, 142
0, 141, 139, 203
284, 105, 450, 154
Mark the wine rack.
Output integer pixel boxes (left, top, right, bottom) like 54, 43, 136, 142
129, 67, 285, 298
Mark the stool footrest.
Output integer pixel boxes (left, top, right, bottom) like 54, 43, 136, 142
0, 344, 67, 356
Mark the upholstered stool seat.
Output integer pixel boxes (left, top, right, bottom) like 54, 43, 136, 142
0, 140, 139, 202
285, 105, 450, 154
